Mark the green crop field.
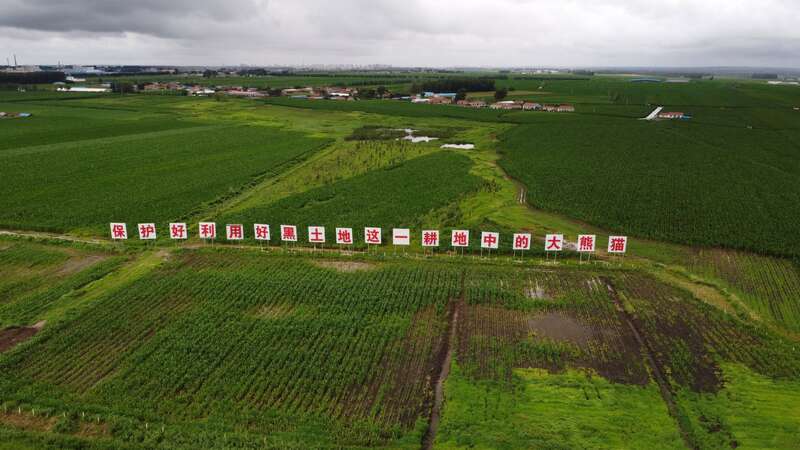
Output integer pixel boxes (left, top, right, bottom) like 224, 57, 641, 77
221, 151, 483, 239
0, 98, 330, 234
1, 74, 799, 449
499, 115, 800, 258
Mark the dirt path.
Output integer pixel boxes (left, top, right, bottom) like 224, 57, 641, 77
421, 273, 464, 450
603, 278, 697, 450
0, 229, 107, 246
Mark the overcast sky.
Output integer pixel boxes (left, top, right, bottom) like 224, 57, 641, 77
1, 0, 798, 68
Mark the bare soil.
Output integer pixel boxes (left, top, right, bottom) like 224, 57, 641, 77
0, 410, 57, 432
56, 254, 108, 276
76, 420, 110, 438
0, 320, 45, 352
313, 260, 376, 272
528, 312, 593, 345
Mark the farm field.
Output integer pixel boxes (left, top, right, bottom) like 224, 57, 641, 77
0, 242, 798, 449
1, 74, 800, 449
0, 97, 330, 234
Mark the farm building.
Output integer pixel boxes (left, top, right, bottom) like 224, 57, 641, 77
186, 86, 216, 96
490, 101, 522, 110
281, 87, 315, 96
226, 90, 266, 98
325, 87, 356, 98
428, 96, 453, 105
542, 104, 575, 112
522, 102, 542, 111
456, 100, 486, 108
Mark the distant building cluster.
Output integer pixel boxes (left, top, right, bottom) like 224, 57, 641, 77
0, 111, 32, 119
410, 93, 574, 112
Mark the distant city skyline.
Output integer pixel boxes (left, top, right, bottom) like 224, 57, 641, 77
2, 0, 799, 68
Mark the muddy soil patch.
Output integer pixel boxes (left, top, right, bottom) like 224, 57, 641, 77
528, 312, 593, 346
313, 260, 376, 273
0, 321, 45, 352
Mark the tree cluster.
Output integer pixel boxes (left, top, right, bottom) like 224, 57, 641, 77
0, 71, 66, 84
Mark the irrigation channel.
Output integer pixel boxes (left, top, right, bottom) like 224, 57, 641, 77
421, 272, 464, 450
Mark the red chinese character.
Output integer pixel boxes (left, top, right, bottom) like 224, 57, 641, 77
423, 232, 439, 246
139, 224, 155, 239
228, 224, 243, 240
546, 235, 562, 250
338, 228, 352, 244
112, 224, 127, 239
609, 237, 627, 252
483, 233, 497, 247
171, 224, 185, 239
255, 225, 269, 240
579, 235, 594, 251
200, 223, 216, 239
365, 229, 380, 244
309, 227, 324, 242
452, 231, 468, 246
514, 234, 530, 250
282, 226, 296, 240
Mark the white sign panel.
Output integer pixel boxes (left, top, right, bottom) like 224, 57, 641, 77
198, 222, 217, 240
608, 236, 628, 254
451, 230, 470, 247
481, 231, 500, 249
364, 227, 382, 245
280, 225, 297, 242
392, 228, 411, 246
336, 227, 354, 245
110, 223, 128, 240
577, 234, 596, 252
137, 223, 157, 240
512, 233, 531, 251
226, 224, 244, 240
545, 234, 563, 252
169, 223, 188, 240
253, 224, 270, 241
308, 226, 326, 243
422, 230, 440, 247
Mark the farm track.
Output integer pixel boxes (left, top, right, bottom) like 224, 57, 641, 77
421, 271, 464, 450
603, 278, 698, 450
0, 229, 109, 246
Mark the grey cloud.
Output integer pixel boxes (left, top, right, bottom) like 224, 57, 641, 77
1, 0, 798, 67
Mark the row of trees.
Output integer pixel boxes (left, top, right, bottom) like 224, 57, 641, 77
410, 77, 495, 94
0, 71, 65, 84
